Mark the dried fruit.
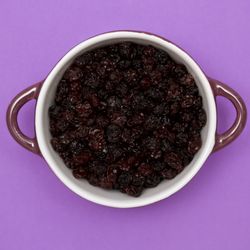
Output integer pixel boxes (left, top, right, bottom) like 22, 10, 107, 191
49, 42, 206, 197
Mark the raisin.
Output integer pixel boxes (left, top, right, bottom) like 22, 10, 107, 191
107, 144, 124, 162
127, 113, 145, 126
164, 152, 183, 170
75, 102, 92, 118
51, 138, 65, 152
138, 163, 153, 177
118, 172, 133, 188
75, 52, 92, 67
119, 42, 133, 59
144, 115, 161, 130
144, 174, 161, 188
140, 77, 151, 89
89, 161, 107, 177
99, 177, 113, 189
161, 168, 178, 179
88, 128, 105, 151
146, 88, 163, 100
88, 94, 100, 108
111, 112, 127, 127
49, 41, 206, 197
49, 105, 61, 119
181, 95, 194, 108
122, 186, 143, 197
106, 124, 121, 143
143, 137, 159, 151
73, 168, 88, 179
152, 161, 166, 172
73, 151, 92, 165
55, 80, 68, 103
188, 137, 202, 155
64, 67, 83, 82
116, 82, 128, 96
107, 96, 121, 109
109, 70, 122, 83
69, 140, 86, 155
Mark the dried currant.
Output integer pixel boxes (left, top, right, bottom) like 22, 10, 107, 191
49, 41, 206, 197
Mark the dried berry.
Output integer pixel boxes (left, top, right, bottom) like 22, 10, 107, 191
188, 137, 202, 155
118, 172, 133, 188
49, 41, 206, 197
64, 67, 83, 82
75, 102, 93, 118
138, 163, 153, 177
144, 174, 161, 188
111, 112, 127, 127
105, 124, 121, 143
73, 168, 88, 179
164, 152, 183, 170
161, 168, 178, 179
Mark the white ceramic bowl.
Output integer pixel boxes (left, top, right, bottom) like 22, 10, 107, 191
7, 31, 247, 208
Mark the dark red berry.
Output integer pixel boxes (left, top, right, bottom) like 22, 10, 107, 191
75, 102, 92, 118
49, 41, 206, 197
111, 112, 127, 127
188, 137, 202, 155
73, 168, 88, 179
138, 163, 153, 177
164, 152, 183, 170
161, 168, 178, 179
106, 124, 121, 143
64, 67, 83, 82
118, 172, 133, 188
144, 174, 161, 188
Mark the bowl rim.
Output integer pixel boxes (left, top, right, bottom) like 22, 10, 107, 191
35, 31, 217, 208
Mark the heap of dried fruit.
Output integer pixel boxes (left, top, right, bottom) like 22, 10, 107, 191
49, 42, 206, 197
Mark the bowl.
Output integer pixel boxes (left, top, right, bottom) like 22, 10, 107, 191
6, 31, 247, 208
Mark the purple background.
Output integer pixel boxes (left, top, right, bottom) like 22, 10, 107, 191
1, 0, 250, 249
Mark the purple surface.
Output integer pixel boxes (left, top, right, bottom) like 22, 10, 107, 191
1, 0, 250, 249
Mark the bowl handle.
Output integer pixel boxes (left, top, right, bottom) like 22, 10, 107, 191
208, 78, 247, 152
6, 82, 43, 155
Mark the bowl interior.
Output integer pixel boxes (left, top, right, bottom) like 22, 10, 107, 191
36, 31, 216, 208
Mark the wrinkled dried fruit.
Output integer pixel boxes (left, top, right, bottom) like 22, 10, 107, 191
49, 42, 206, 197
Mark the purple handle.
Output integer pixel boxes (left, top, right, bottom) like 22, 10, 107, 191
6, 82, 43, 154
209, 78, 247, 152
